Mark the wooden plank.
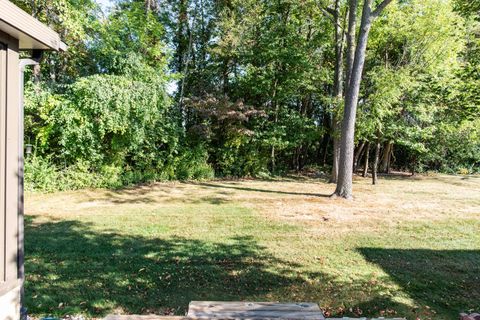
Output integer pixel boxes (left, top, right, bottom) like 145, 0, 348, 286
104, 317, 325, 320
104, 316, 404, 320
328, 318, 406, 320
106, 302, 325, 320
187, 311, 324, 320
188, 302, 321, 313
104, 316, 188, 320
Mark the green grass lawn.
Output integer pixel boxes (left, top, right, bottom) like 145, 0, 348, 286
25, 174, 480, 319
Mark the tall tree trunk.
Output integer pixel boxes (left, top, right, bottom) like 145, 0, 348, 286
176, 0, 191, 127
345, 0, 357, 88
372, 140, 381, 185
330, 0, 345, 183
270, 4, 291, 174
362, 142, 370, 177
175, 0, 189, 74
334, 0, 394, 199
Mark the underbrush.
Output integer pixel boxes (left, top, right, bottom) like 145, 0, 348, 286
24, 156, 215, 192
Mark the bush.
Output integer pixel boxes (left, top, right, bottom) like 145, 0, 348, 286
176, 146, 215, 181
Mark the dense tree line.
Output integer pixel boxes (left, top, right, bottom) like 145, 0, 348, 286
15, 0, 480, 192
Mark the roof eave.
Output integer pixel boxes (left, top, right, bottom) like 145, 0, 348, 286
0, 0, 66, 52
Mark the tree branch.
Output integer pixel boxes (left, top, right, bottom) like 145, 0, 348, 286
371, 0, 394, 18
325, 7, 336, 16
318, 5, 345, 31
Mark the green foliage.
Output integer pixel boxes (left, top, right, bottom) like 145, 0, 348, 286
185, 95, 270, 176
53, 74, 172, 166
424, 120, 480, 174
90, 1, 169, 78
353, 0, 479, 172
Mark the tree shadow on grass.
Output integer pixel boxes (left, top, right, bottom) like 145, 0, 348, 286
192, 182, 330, 198
26, 215, 479, 319
358, 248, 480, 319
24, 216, 318, 317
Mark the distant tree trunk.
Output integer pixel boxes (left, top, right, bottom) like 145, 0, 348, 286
353, 140, 366, 173
387, 144, 393, 173
222, 59, 229, 95
271, 146, 276, 173
334, 0, 394, 199
362, 142, 370, 177
372, 140, 381, 185
270, 78, 279, 173
323, 137, 330, 166
144, 0, 157, 12
331, 132, 340, 182
330, 0, 345, 184
294, 146, 302, 172
411, 156, 416, 176
380, 141, 392, 172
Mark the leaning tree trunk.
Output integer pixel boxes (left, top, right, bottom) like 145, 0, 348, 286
353, 140, 366, 173
334, 0, 394, 199
372, 140, 381, 185
362, 142, 370, 177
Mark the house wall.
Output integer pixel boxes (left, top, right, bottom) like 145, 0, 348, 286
0, 30, 22, 320
0, 285, 20, 320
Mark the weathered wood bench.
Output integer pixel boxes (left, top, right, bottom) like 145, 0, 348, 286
104, 301, 405, 320
187, 301, 325, 320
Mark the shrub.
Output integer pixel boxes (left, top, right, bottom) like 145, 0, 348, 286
24, 156, 61, 193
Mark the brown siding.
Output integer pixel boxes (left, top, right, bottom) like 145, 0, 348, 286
0, 3, 64, 316
0, 40, 5, 284
5, 31, 20, 283
0, 30, 21, 298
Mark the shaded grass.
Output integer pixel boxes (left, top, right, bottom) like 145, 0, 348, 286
25, 174, 480, 319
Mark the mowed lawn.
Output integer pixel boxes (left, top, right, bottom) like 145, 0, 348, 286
25, 174, 480, 319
